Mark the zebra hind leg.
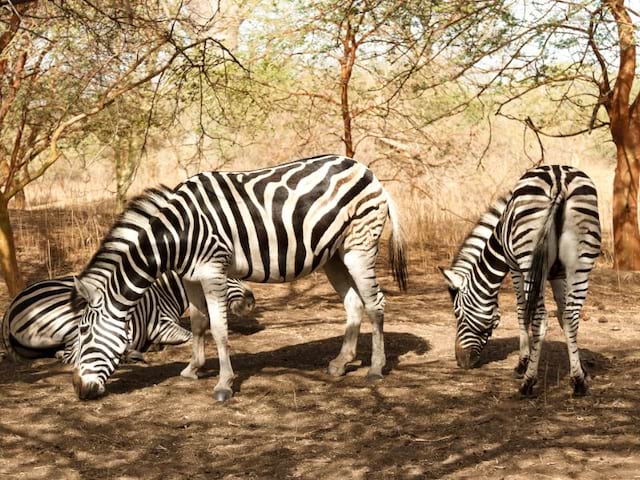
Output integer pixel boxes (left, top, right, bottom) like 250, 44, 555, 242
342, 248, 386, 380
551, 276, 592, 395
511, 271, 530, 379
519, 297, 548, 398
323, 256, 363, 377
560, 275, 591, 397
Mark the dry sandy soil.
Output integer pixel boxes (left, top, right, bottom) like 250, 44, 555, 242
1, 244, 640, 479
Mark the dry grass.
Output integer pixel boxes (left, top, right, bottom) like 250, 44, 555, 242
10, 202, 117, 283
9, 110, 618, 284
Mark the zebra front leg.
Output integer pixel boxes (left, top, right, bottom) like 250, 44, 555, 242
181, 280, 209, 380
201, 274, 235, 402
324, 256, 363, 376
511, 271, 530, 378
520, 300, 548, 397
180, 305, 208, 379
342, 249, 385, 380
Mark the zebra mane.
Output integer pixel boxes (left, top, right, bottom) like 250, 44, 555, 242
451, 193, 511, 273
95, 184, 176, 257
71, 185, 176, 308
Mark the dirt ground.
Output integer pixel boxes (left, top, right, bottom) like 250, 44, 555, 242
1, 247, 640, 480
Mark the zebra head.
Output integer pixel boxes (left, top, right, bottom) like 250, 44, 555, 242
228, 281, 256, 317
71, 277, 129, 400
440, 267, 500, 369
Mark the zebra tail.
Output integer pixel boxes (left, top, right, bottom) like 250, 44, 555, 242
1, 308, 17, 361
1, 309, 31, 362
523, 191, 564, 324
385, 190, 409, 292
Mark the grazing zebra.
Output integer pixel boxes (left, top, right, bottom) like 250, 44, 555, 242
71, 154, 408, 401
1, 272, 255, 364
440, 165, 601, 397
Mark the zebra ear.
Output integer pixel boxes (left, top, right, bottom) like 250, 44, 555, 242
73, 276, 98, 305
439, 267, 463, 290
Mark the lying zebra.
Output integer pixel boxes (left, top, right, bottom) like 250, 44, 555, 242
2, 271, 255, 364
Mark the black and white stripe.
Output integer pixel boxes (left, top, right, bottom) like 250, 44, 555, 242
441, 165, 601, 396
71, 154, 408, 401
2, 272, 255, 364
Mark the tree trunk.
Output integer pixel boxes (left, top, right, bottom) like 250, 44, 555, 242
0, 197, 24, 297
12, 189, 26, 210
605, 0, 640, 270
340, 22, 356, 159
612, 135, 640, 270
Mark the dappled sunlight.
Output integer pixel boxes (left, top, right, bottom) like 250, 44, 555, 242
2, 257, 640, 478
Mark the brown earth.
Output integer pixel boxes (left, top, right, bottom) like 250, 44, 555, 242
1, 243, 640, 479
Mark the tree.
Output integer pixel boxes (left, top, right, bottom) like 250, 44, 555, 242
487, 1, 640, 270
243, 1, 516, 160
0, 1, 237, 295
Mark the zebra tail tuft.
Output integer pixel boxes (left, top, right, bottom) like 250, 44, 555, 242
523, 191, 564, 324
386, 191, 409, 292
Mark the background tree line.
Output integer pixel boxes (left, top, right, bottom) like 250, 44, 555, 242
0, 0, 638, 296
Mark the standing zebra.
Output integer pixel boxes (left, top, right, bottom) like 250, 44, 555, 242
441, 165, 601, 396
71, 155, 408, 401
2, 272, 255, 364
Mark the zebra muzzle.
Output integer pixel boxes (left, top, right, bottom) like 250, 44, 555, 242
72, 369, 106, 400
455, 342, 480, 369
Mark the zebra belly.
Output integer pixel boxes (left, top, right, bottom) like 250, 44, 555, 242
225, 223, 345, 283
227, 247, 335, 283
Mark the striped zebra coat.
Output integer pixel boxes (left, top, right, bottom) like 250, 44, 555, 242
71, 155, 408, 401
441, 165, 601, 397
2, 272, 255, 364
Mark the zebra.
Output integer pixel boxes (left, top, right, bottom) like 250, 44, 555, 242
70, 154, 408, 401
440, 165, 601, 397
2, 272, 256, 364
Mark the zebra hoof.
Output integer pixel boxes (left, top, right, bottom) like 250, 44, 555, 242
366, 371, 384, 382
214, 388, 233, 402
327, 363, 346, 377
572, 377, 589, 397
512, 357, 529, 379
180, 366, 199, 380
519, 377, 537, 398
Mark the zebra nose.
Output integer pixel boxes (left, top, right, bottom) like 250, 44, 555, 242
72, 369, 105, 400
455, 342, 480, 369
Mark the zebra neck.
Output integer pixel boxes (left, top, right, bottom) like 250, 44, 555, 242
454, 230, 510, 301
83, 221, 185, 315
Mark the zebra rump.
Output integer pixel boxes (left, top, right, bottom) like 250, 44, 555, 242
1, 272, 255, 363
